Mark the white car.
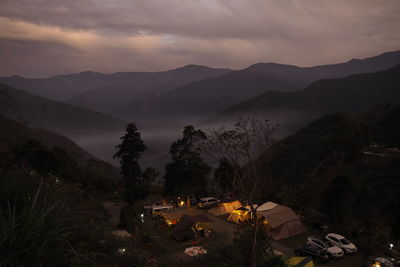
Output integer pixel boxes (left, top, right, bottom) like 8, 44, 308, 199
325, 233, 357, 254
307, 236, 343, 259
198, 197, 220, 208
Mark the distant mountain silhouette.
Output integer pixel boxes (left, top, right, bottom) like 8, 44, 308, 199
0, 83, 126, 137
0, 65, 230, 112
118, 50, 400, 120
68, 65, 230, 116
215, 64, 400, 121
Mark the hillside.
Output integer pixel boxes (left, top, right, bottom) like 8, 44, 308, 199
120, 50, 400, 120
0, 114, 120, 181
261, 106, 400, 233
216, 64, 400, 121
0, 83, 126, 137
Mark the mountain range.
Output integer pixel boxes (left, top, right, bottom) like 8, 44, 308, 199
1, 51, 399, 123
215, 64, 400, 122
116, 50, 400, 121
0, 65, 230, 115
1, 50, 400, 166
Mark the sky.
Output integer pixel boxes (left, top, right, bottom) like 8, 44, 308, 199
0, 0, 399, 77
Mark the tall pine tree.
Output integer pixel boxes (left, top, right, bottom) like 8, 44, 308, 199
114, 123, 148, 203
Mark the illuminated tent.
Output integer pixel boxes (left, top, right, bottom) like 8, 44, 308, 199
258, 204, 306, 240
172, 214, 213, 241
285, 257, 314, 267
208, 200, 242, 216
227, 207, 251, 223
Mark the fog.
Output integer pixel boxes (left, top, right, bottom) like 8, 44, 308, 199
70, 109, 319, 178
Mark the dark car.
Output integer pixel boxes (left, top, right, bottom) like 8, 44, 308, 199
295, 244, 330, 263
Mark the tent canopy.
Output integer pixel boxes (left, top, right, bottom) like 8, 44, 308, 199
208, 200, 242, 216
257, 201, 278, 212
258, 204, 300, 229
172, 214, 213, 241
257, 204, 306, 240
227, 208, 251, 223
227, 202, 306, 240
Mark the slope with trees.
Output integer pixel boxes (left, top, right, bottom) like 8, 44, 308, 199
258, 106, 400, 254
0, 83, 126, 137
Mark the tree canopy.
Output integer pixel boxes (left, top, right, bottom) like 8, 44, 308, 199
114, 123, 149, 202
163, 125, 211, 199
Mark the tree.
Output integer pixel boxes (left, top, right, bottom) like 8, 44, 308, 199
214, 158, 238, 195
114, 123, 148, 203
164, 125, 211, 207
203, 118, 278, 267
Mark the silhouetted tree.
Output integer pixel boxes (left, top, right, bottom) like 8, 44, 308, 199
164, 125, 211, 207
114, 123, 148, 203
214, 158, 238, 195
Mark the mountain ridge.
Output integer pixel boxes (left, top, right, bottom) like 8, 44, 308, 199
118, 50, 400, 121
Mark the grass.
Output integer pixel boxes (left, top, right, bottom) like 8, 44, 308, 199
0, 182, 77, 266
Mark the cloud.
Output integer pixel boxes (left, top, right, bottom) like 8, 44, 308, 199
0, 0, 399, 76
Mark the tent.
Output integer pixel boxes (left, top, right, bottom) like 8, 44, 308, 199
258, 204, 306, 240
208, 200, 242, 216
227, 207, 251, 223
257, 201, 278, 211
226, 202, 306, 240
285, 257, 314, 267
172, 214, 213, 241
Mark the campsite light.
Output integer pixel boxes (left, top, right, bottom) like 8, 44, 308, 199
140, 213, 144, 223
179, 200, 185, 207
389, 243, 394, 249
118, 248, 127, 255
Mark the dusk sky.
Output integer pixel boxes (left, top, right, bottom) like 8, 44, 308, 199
1, 0, 399, 77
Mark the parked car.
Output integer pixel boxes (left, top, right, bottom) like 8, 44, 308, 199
295, 244, 330, 263
144, 204, 174, 216
198, 197, 220, 208
325, 233, 357, 254
307, 236, 344, 259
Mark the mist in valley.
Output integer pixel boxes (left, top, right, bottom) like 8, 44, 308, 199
70, 109, 319, 179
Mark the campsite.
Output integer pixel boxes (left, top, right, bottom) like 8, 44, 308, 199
103, 198, 365, 267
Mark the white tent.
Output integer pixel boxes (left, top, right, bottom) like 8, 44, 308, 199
257, 203, 306, 240
257, 201, 278, 211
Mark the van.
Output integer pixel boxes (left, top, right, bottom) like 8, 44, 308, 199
198, 197, 220, 208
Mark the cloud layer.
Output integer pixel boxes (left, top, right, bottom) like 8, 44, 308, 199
1, 0, 400, 77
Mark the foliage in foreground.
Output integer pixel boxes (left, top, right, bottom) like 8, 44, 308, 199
0, 182, 74, 266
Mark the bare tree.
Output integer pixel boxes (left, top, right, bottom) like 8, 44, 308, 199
202, 118, 278, 267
